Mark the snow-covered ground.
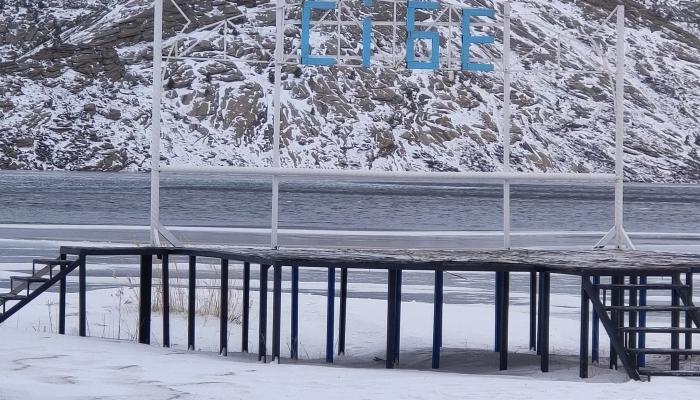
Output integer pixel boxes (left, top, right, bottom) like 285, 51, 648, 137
2, 260, 700, 399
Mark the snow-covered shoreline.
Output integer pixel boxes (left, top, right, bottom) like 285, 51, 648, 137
2, 260, 700, 398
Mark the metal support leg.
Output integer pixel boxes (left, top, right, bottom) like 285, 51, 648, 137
58, 253, 66, 335
259, 264, 269, 362
495, 271, 502, 352
609, 276, 619, 369
78, 254, 86, 337
638, 275, 647, 367
162, 253, 170, 347
386, 269, 398, 369
539, 272, 550, 372
432, 270, 443, 369
580, 276, 590, 378
188, 256, 196, 351
628, 275, 638, 362
672, 273, 681, 371
326, 267, 335, 363
529, 271, 537, 350
242, 262, 250, 353
291, 266, 299, 360
394, 269, 402, 366
339, 268, 348, 356
686, 271, 693, 358
537, 270, 543, 355
138, 254, 153, 345
499, 271, 510, 370
591, 275, 600, 363
272, 264, 282, 363
220, 259, 229, 356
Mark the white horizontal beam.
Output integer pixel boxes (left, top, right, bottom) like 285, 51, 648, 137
2, 224, 699, 240
158, 166, 615, 183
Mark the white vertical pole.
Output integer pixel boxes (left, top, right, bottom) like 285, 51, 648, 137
271, 0, 284, 249
150, 0, 164, 246
614, 5, 625, 249
502, 1, 512, 250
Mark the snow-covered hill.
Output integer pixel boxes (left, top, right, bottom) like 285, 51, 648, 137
0, 0, 698, 182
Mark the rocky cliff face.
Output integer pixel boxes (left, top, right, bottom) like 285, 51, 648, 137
0, 0, 698, 182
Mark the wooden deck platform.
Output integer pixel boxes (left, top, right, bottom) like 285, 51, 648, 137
59, 246, 700, 275
4, 245, 698, 382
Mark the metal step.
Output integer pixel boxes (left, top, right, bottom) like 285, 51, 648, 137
604, 305, 699, 312
0, 293, 27, 301
10, 276, 49, 283
628, 348, 700, 355
32, 259, 74, 266
594, 284, 689, 290
620, 327, 700, 334
638, 369, 700, 377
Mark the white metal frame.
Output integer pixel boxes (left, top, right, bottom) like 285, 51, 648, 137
149, 0, 633, 250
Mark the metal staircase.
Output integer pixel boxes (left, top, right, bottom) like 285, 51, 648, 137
584, 273, 700, 380
0, 257, 79, 323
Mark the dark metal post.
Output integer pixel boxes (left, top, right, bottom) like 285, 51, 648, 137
685, 271, 693, 357
242, 262, 250, 352
580, 276, 590, 378
537, 270, 543, 355
591, 275, 600, 363
58, 253, 66, 335
432, 270, 443, 369
187, 256, 197, 350
138, 254, 153, 345
394, 269, 402, 365
386, 269, 398, 369
671, 272, 681, 371
272, 264, 282, 363
539, 272, 550, 372
220, 259, 229, 356
499, 271, 510, 370
291, 266, 299, 360
338, 267, 348, 356
188, 256, 196, 351
495, 271, 502, 352
628, 275, 638, 359
609, 275, 619, 369
162, 253, 170, 347
259, 264, 269, 362
638, 275, 647, 367
529, 271, 537, 350
326, 267, 335, 363
78, 253, 87, 337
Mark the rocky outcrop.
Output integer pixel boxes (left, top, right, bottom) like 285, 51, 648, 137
0, 0, 698, 182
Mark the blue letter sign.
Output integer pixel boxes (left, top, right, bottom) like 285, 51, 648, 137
299, 2, 497, 72
362, 0, 373, 68
301, 1, 337, 66
461, 8, 495, 72
406, 1, 441, 70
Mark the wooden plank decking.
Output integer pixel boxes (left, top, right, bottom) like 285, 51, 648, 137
59, 246, 700, 275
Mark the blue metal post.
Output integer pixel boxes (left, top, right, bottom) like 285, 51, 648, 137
386, 269, 398, 369
592, 275, 600, 363
291, 266, 299, 360
432, 270, 443, 369
495, 271, 502, 352
326, 267, 335, 363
